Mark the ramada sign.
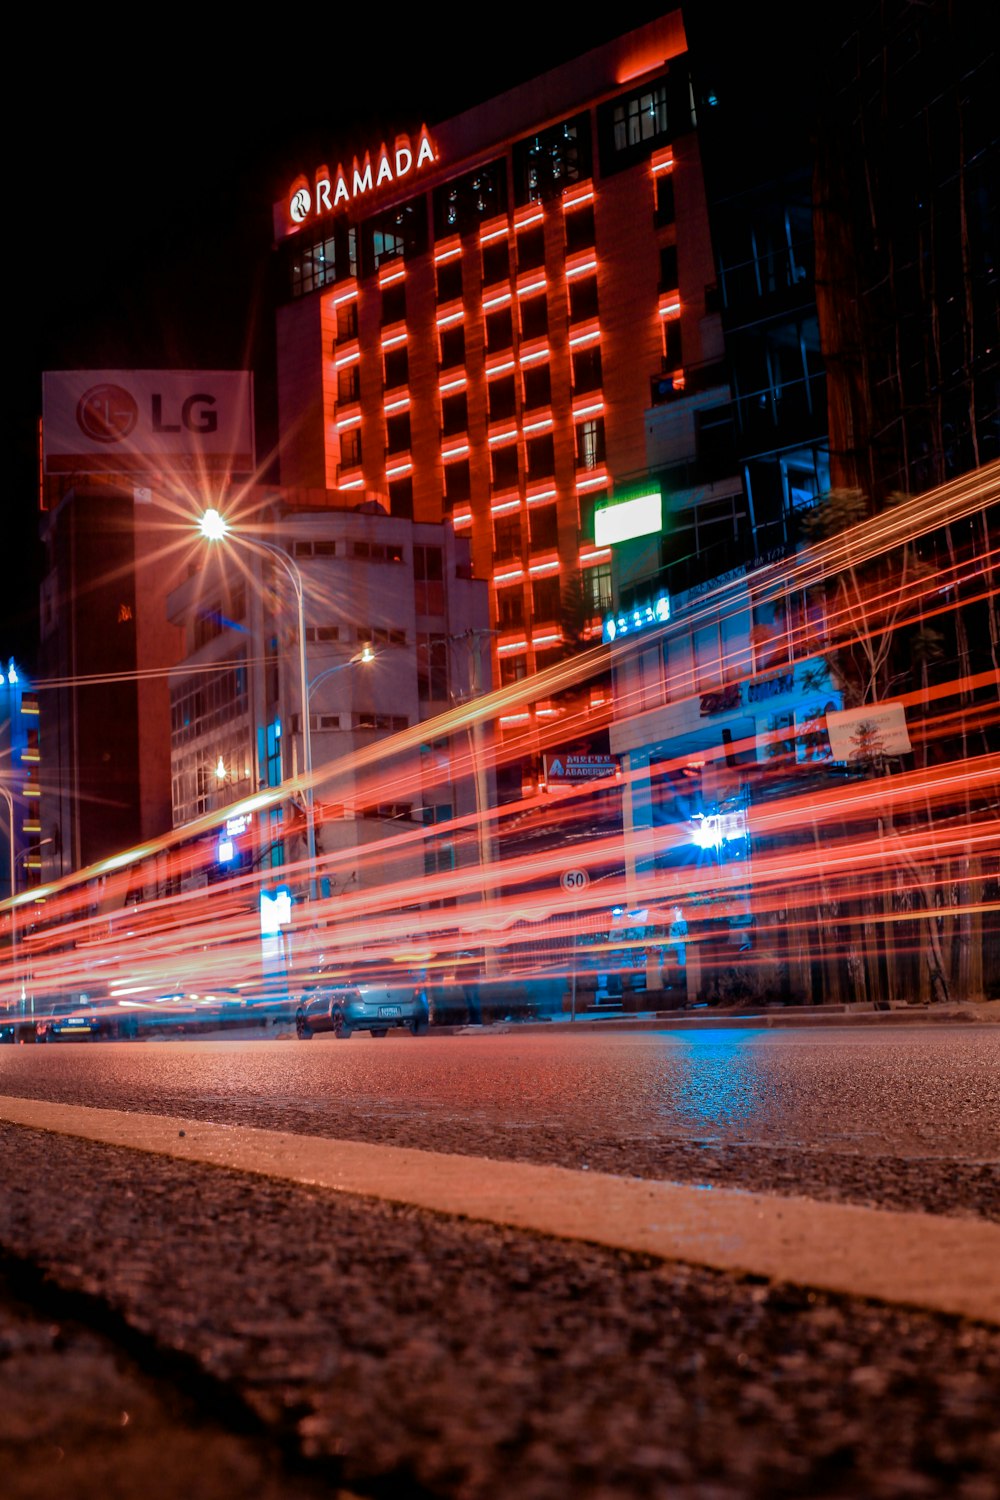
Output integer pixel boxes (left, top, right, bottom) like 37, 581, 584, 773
287, 127, 437, 227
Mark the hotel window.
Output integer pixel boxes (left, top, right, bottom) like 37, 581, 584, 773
571, 345, 602, 393
526, 432, 555, 480
614, 84, 668, 151
576, 418, 605, 470
513, 113, 590, 206
534, 646, 562, 673
436, 258, 463, 303
500, 655, 528, 685
564, 204, 595, 254
441, 391, 468, 437
488, 375, 517, 423
364, 195, 428, 274
517, 225, 545, 271
386, 412, 411, 455
381, 281, 406, 325
659, 245, 678, 292
439, 324, 465, 368
529, 505, 558, 551
336, 301, 358, 340
585, 563, 613, 615
497, 590, 524, 628
414, 545, 444, 615
655, 173, 675, 226
568, 276, 599, 323
444, 460, 471, 510
523, 363, 551, 409
520, 295, 548, 340
372, 228, 404, 269
491, 443, 519, 490
383, 344, 409, 389
596, 71, 693, 176
493, 513, 522, 560
388, 476, 414, 519
531, 574, 561, 620
340, 428, 362, 469
482, 238, 510, 285
337, 365, 360, 403
433, 159, 507, 236
662, 316, 682, 368
290, 230, 337, 297
486, 306, 513, 352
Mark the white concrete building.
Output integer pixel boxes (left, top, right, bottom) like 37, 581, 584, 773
166, 494, 491, 899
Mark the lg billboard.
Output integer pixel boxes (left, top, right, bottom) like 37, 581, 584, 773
42, 371, 255, 476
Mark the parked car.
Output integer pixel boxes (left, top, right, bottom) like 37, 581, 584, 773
35, 1008, 104, 1042
295, 981, 428, 1039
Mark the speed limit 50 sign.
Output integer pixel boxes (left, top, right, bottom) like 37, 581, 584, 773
560, 869, 590, 892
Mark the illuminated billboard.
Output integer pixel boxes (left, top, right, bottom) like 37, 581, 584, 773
593, 489, 663, 547
42, 371, 255, 476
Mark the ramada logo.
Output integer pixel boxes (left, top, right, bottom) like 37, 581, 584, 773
289, 126, 436, 226
290, 186, 311, 224
76, 384, 139, 443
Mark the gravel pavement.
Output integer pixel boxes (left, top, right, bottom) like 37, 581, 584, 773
2, 1123, 998, 1500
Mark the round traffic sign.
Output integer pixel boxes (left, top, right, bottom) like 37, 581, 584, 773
560, 868, 590, 892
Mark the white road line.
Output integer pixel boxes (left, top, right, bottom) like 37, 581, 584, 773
2, 1094, 997, 1324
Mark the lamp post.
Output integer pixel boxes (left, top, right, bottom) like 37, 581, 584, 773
199, 509, 317, 900
0, 785, 16, 1015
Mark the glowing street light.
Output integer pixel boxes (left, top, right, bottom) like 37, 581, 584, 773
199, 508, 229, 542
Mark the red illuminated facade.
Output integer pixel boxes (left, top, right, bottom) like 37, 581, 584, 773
273, 14, 718, 763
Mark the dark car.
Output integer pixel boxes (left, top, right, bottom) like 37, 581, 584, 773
35, 1009, 103, 1042
295, 981, 428, 1039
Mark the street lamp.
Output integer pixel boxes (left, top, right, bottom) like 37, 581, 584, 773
307, 646, 376, 701
0, 785, 16, 1015
199, 509, 317, 900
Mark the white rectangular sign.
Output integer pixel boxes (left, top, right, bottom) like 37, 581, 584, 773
825, 701, 912, 761
42, 371, 255, 475
594, 491, 662, 547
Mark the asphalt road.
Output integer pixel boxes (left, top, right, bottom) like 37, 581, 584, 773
2, 1024, 999, 1499
3, 1025, 998, 1216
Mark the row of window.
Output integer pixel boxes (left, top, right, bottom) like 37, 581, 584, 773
436, 203, 595, 303
287, 61, 690, 300
338, 319, 602, 419
614, 591, 830, 716
342, 403, 604, 489
305, 712, 411, 734
171, 661, 248, 746
493, 563, 611, 630
302, 625, 408, 647
335, 274, 600, 384
290, 537, 404, 563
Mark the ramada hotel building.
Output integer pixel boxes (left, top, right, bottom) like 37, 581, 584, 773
273, 12, 716, 761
